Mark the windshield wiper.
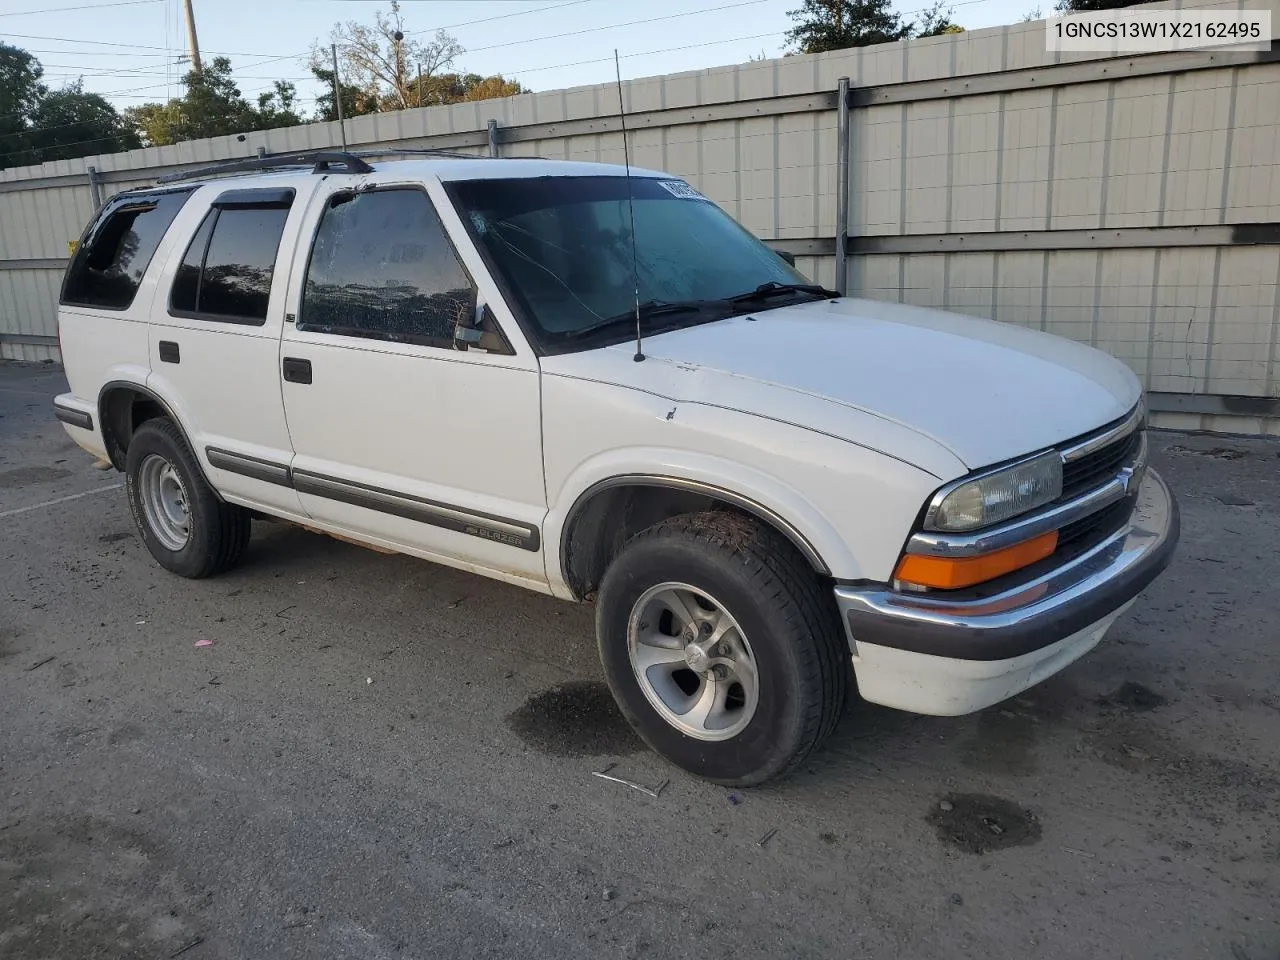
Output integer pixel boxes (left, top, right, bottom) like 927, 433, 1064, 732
727, 281, 838, 304
562, 298, 734, 340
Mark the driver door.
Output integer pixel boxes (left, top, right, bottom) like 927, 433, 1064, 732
278, 178, 548, 588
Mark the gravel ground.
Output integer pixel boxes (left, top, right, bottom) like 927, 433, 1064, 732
2, 360, 1278, 960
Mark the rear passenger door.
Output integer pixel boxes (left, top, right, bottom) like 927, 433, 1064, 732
148, 183, 311, 516
278, 179, 547, 587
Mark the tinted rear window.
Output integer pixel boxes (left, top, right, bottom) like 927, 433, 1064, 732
61, 189, 194, 310
169, 203, 290, 324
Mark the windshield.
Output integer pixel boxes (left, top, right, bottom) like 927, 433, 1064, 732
446, 176, 814, 351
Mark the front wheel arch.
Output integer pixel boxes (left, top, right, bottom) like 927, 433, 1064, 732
559, 477, 831, 601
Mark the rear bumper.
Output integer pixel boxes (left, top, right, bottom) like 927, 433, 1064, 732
833, 468, 1178, 714
53, 394, 94, 431
53, 393, 108, 461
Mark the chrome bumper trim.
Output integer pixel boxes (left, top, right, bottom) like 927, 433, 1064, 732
835, 468, 1177, 662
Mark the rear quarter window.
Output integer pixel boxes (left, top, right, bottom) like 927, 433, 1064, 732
60, 188, 194, 310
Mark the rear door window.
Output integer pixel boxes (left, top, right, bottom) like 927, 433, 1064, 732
61, 188, 194, 310
168, 189, 293, 324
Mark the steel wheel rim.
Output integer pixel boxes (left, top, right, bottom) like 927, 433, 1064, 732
138, 453, 191, 551
626, 581, 759, 742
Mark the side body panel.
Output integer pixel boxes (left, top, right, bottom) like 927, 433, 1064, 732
539, 364, 949, 597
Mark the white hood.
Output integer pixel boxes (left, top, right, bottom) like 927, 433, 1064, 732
551, 297, 1141, 472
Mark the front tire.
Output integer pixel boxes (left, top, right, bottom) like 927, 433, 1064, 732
125, 417, 251, 578
596, 512, 848, 786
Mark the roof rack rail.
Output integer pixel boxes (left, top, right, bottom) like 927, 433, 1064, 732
155, 150, 374, 184
349, 147, 485, 161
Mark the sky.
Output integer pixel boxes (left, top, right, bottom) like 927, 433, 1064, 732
2, 0, 1037, 117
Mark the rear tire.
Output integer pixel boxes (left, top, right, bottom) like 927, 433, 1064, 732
595, 512, 848, 786
125, 417, 251, 578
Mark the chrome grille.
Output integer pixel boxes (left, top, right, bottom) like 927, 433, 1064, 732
1057, 495, 1132, 550
1060, 430, 1142, 502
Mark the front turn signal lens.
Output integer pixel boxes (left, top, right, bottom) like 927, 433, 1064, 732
894, 531, 1059, 590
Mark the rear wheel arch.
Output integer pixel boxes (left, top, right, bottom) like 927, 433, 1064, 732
559, 476, 832, 602
98, 380, 193, 473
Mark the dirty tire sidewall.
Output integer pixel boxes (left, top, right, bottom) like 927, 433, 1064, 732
596, 514, 846, 786
125, 417, 250, 579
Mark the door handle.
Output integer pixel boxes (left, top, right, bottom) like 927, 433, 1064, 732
282, 357, 312, 384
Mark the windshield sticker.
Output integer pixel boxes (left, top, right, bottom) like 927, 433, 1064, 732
658, 180, 707, 201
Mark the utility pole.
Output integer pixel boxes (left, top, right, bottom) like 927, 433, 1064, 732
417, 63, 423, 108
330, 43, 347, 149
182, 0, 203, 75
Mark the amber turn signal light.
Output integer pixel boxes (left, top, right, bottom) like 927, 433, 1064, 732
894, 531, 1059, 590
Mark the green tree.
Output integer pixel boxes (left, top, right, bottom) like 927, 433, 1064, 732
412, 72, 526, 108
915, 1, 961, 36
310, 62, 380, 122
786, 0, 964, 51
126, 57, 303, 146
26, 81, 140, 162
1055, 0, 1143, 10
254, 80, 304, 129
786, 0, 912, 52
0, 42, 46, 168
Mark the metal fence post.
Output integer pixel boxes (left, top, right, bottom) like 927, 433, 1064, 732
87, 165, 103, 211
835, 77, 850, 295
487, 119, 500, 158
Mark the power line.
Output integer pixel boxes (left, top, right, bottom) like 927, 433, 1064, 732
408, 0, 600, 37
1, 30, 280, 57
507, 28, 790, 78
0, 0, 601, 58
7, 0, 1007, 130
4, 25, 793, 157
462, 0, 774, 56
4, 0, 768, 108
36, 61, 189, 77
18, 0, 773, 86
17, 47, 182, 57
0, 0, 162, 17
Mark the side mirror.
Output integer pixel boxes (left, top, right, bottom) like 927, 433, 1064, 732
776, 250, 796, 267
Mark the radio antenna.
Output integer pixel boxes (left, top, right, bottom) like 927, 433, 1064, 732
615, 49, 644, 363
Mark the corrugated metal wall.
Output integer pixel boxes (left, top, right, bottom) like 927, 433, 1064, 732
2, 0, 1277, 431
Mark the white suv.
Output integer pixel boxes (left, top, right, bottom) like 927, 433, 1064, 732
53, 150, 1178, 785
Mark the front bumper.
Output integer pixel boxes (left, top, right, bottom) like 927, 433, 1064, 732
833, 468, 1178, 715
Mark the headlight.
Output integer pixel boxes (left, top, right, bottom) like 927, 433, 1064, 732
927, 451, 1063, 532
